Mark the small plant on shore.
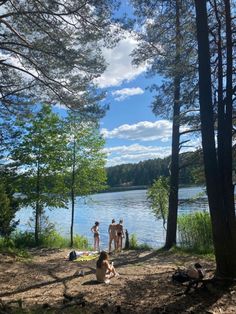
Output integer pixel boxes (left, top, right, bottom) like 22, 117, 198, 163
129, 233, 152, 250
178, 211, 213, 254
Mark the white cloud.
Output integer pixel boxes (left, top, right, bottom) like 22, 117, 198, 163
94, 33, 147, 88
104, 144, 171, 167
101, 120, 172, 142
111, 87, 144, 101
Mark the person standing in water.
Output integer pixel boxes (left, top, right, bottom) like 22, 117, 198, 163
91, 221, 100, 251
108, 219, 117, 253
116, 219, 125, 251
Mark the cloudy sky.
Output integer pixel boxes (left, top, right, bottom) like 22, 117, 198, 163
93, 30, 170, 167
94, 3, 200, 167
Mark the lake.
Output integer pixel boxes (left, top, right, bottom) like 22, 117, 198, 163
16, 186, 209, 249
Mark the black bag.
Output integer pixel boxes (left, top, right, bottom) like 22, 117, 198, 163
172, 270, 190, 283
69, 250, 77, 261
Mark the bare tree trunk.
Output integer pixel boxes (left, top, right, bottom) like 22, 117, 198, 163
165, 0, 181, 249
70, 137, 76, 248
223, 0, 235, 232
195, 0, 236, 278
35, 160, 40, 245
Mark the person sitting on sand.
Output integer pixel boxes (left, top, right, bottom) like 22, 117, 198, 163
116, 219, 125, 251
108, 219, 117, 253
91, 221, 100, 251
96, 251, 119, 283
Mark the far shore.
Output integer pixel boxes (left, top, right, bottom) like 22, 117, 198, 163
102, 184, 205, 193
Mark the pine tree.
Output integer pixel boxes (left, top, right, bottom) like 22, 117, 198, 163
194, 0, 236, 278
0, 0, 119, 111
131, 0, 200, 248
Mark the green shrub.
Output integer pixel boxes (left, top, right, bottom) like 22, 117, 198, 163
178, 211, 213, 254
9, 230, 90, 250
73, 234, 90, 250
13, 231, 35, 248
0, 236, 31, 258
129, 233, 138, 249
40, 230, 68, 248
129, 233, 152, 250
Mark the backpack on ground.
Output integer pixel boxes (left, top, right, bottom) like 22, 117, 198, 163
69, 250, 77, 261
172, 270, 190, 283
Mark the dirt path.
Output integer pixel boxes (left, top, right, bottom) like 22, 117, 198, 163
0, 249, 235, 313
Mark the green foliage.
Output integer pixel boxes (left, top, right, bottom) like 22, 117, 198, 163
129, 233, 152, 250
11, 104, 68, 242
106, 158, 170, 187
73, 235, 90, 250
13, 231, 36, 248
0, 1, 118, 110
7, 230, 90, 250
106, 150, 208, 188
129, 233, 138, 249
64, 111, 107, 247
178, 211, 213, 254
65, 112, 107, 197
0, 236, 31, 258
0, 183, 19, 237
147, 177, 169, 229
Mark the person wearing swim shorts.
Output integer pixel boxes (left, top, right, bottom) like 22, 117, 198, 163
108, 219, 117, 253
116, 219, 125, 251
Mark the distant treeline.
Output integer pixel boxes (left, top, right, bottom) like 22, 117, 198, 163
106, 150, 205, 188
106, 148, 236, 189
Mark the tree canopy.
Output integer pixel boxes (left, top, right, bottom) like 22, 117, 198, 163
0, 0, 119, 112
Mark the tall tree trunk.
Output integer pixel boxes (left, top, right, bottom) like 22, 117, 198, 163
223, 0, 235, 229
195, 0, 236, 278
35, 160, 40, 245
213, 0, 224, 172
165, 0, 181, 249
70, 137, 76, 247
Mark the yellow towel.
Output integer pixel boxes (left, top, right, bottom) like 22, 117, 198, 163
75, 254, 98, 262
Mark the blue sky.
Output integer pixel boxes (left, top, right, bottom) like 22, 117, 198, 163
94, 30, 176, 167
92, 2, 201, 167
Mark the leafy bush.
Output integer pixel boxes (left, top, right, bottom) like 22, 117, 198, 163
0, 236, 31, 258
9, 230, 90, 250
13, 231, 35, 248
73, 234, 90, 250
129, 233, 138, 249
129, 233, 152, 250
178, 211, 213, 254
40, 230, 68, 248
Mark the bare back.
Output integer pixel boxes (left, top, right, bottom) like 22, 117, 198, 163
109, 223, 117, 238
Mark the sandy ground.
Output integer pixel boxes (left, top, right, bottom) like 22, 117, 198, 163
0, 249, 235, 313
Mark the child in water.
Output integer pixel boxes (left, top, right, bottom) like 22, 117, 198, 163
96, 251, 119, 283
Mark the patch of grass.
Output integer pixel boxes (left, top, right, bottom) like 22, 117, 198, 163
178, 211, 214, 254
169, 245, 215, 260
151, 245, 215, 261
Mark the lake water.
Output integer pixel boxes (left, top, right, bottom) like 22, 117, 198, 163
16, 186, 209, 249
